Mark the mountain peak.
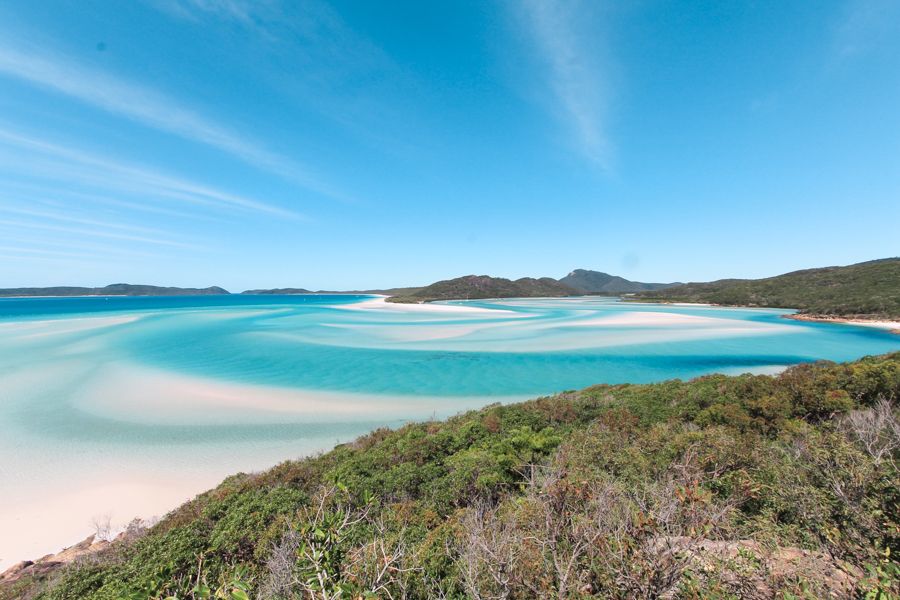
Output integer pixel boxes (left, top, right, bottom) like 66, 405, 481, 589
559, 269, 679, 294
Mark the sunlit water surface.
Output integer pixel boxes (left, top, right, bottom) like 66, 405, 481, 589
1, 294, 898, 567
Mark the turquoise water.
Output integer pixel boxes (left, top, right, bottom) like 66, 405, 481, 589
2, 293, 898, 446
0, 294, 897, 566
4, 294, 897, 392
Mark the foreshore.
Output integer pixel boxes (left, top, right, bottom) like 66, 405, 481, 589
783, 314, 900, 334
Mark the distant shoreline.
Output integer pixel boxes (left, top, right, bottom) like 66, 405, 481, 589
0, 292, 376, 299
783, 313, 900, 334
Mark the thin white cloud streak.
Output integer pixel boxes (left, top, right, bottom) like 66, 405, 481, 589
0, 181, 219, 221
0, 245, 115, 261
0, 127, 304, 220
834, 0, 900, 60
0, 233, 169, 259
0, 253, 104, 267
151, 0, 269, 26
0, 217, 199, 249
148, 0, 423, 160
0, 41, 342, 199
520, 0, 613, 171
0, 205, 179, 237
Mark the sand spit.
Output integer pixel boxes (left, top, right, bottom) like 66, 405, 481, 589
334, 296, 525, 316
784, 314, 900, 334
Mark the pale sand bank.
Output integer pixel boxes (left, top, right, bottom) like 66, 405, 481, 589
335, 296, 525, 316
295, 307, 797, 353
0, 314, 140, 339
574, 311, 745, 327
70, 363, 522, 425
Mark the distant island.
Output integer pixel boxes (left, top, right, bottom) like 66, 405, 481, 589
241, 287, 421, 296
245, 270, 685, 301
386, 275, 578, 303
0, 283, 230, 297
633, 258, 900, 321
241, 287, 314, 295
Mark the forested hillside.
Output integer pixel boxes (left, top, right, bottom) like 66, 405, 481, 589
634, 258, 900, 319
387, 275, 577, 303
560, 269, 679, 294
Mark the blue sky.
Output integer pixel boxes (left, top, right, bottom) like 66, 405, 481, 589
0, 0, 898, 291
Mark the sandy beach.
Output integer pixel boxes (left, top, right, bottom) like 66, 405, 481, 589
784, 314, 900, 334
334, 295, 526, 316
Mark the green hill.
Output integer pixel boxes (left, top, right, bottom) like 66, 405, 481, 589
560, 269, 680, 294
387, 275, 577, 303
242, 287, 424, 296
241, 288, 314, 295
0, 284, 230, 297
7, 352, 899, 599
633, 258, 900, 319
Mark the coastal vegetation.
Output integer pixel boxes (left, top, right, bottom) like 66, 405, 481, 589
381, 257, 900, 319
6, 352, 899, 599
387, 275, 577, 303
634, 258, 900, 319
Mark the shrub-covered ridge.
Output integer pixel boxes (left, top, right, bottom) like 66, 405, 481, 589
632, 257, 900, 319
6, 352, 900, 599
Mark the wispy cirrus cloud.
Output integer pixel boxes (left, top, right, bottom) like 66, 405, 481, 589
0, 233, 170, 260
0, 127, 305, 220
0, 216, 197, 249
0, 40, 342, 200
147, 0, 424, 159
520, 0, 614, 171
148, 0, 274, 26
834, 0, 900, 60
0, 205, 179, 238
0, 180, 219, 221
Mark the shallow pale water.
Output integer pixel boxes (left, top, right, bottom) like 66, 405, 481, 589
1, 294, 898, 567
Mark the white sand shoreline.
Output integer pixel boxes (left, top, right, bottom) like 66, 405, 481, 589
783, 314, 900, 333
333, 295, 525, 315
0, 361, 528, 570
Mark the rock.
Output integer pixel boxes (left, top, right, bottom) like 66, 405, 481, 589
1, 518, 151, 587
1, 532, 115, 585
0, 560, 33, 583
650, 537, 862, 599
